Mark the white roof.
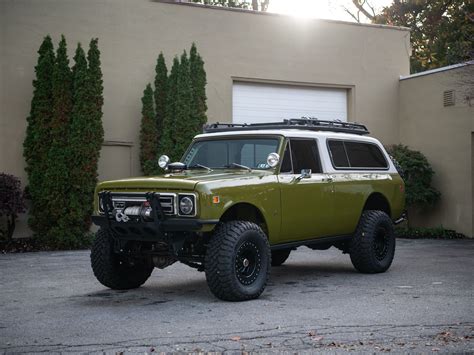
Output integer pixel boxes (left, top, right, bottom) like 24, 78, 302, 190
195, 129, 381, 144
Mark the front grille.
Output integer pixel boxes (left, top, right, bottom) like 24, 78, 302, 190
100, 192, 177, 216
158, 195, 175, 215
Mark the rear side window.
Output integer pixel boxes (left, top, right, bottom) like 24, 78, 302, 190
328, 140, 388, 169
290, 139, 322, 174
327, 140, 349, 167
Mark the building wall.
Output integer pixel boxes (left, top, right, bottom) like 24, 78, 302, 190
1, 0, 410, 185
399, 65, 474, 237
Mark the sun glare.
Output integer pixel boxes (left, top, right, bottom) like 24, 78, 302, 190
267, 0, 393, 22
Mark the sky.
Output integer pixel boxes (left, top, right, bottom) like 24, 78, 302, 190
267, 0, 393, 23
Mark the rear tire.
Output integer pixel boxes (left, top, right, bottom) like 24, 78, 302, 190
205, 221, 271, 301
90, 228, 153, 290
349, 210, 395, 274
271, 249, 291, 266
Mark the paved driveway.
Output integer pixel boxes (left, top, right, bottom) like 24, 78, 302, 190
0, 239, 473, 353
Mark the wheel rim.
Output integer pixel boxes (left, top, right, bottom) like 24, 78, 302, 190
235, 240, 261, 285
373, 226, 389, 261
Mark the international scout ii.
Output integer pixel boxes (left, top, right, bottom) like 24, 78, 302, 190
91, 119, 405, 301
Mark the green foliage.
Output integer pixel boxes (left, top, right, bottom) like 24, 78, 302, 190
140, 84, 159, 175
190, 0, 270, 11
159, 56, 180, 162
154, 53, 168, 140
25, 35, 104, 249
387, 145, 441, 208
395, 226, 466, 239
43, 35, 74, 247
374, 0, 473, 73
190, 43, 208, 133
173, 51, 194, 160
151, 45, 208, 163
23, 35, 55, 237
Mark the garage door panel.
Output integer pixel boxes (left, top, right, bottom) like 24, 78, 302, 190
233, 82, 347, 124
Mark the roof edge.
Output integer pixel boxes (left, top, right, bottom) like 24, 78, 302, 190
399, 61, 474, 80
153, 0, 411, 32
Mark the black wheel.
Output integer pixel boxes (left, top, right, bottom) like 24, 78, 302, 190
90, 228, 153, 290
271, 249, 291, 266
205, 221, 271, 301
349, 210, 395, 274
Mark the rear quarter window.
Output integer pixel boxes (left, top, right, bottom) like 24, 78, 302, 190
328, 140, 388, 170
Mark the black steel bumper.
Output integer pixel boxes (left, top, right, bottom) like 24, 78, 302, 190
92, 215, 219, 239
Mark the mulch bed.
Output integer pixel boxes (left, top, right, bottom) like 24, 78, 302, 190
0, 238, 91, 253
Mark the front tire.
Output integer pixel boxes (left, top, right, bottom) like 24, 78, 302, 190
205, 221, 271, 301
349, 210, 395, 274
90, 228, 153, 290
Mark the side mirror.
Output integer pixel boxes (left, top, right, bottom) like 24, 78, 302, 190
266, 152, 280, 168
158, 155, 170, 169
296, 169, 312, 181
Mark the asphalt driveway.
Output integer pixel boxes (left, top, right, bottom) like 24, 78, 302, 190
0, 239, 473, 353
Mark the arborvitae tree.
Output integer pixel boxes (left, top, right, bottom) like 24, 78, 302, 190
140, 84, 158, 175
173, 51, 193, 160
159, 56, 180, 161
66, 43, 93, 244
23, 35, 55, 237
87, 38, 105, 159
43, 35, 74, 246
84, 38, 104, 219
154, 53, 168, 141
189, 43, 208, 133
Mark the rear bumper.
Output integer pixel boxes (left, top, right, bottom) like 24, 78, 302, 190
91, 215, 219, 239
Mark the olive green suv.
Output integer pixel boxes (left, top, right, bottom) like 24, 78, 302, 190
91, 119, 405, 301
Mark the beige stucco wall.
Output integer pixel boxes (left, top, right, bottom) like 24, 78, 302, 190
399, 65, 474, 237
1, 0, 410, 182
0, 0, 409, 237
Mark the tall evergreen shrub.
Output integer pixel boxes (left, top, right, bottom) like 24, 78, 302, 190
154, 53, 168, 141
139, 84, 158, 175
159, 56, 180, 161
173, 51, 194, 159
23, 35, 55, 236
189, 43, 208, 133
43, 35, 74, 245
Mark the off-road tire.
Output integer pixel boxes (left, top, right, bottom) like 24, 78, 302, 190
349, 210, 395, 274
271, 249, 291, 266
91, 228, 153, 290
205, 221, 271, 301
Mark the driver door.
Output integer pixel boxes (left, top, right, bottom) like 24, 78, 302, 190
277, 138, 335, 243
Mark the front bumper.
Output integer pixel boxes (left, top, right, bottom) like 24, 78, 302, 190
92, 215, 219, 239
94, 190, 218, 240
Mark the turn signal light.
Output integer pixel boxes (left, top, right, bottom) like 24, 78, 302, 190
212, 196, 220, 204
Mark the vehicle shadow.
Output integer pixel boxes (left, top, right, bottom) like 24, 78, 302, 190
75, 261, 356, 307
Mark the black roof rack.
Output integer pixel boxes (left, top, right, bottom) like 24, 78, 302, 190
203, 118, 370, 135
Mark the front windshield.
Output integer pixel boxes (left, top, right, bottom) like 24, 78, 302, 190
182, 137, 280, 169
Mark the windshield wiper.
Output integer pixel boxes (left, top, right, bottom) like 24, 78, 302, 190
188, 164, 212, 171
225, 162, 252, 172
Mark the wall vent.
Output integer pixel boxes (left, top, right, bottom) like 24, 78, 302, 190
443, 90, 455, 107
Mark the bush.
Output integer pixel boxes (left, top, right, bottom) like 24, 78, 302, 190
387, 144, 441, 207
0, 174, 26, 241
396, 226, 466, 239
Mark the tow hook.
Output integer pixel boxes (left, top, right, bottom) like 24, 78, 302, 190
393, 211, 407, 225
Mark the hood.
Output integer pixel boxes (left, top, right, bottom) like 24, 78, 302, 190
97, 169, 273, 191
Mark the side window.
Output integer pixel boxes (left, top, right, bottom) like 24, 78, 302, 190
280, 142, 292, 173
345, 142, 388, 168
328, 140, 388, 169
328, 140, 349, 168
290, 139, 322, 174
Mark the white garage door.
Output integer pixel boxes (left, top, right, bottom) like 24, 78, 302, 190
232, 82, 347, 124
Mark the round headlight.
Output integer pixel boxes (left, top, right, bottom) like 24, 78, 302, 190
158, 155, 170, 169
267, 152, 280, 168
179, 196, 194, 215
